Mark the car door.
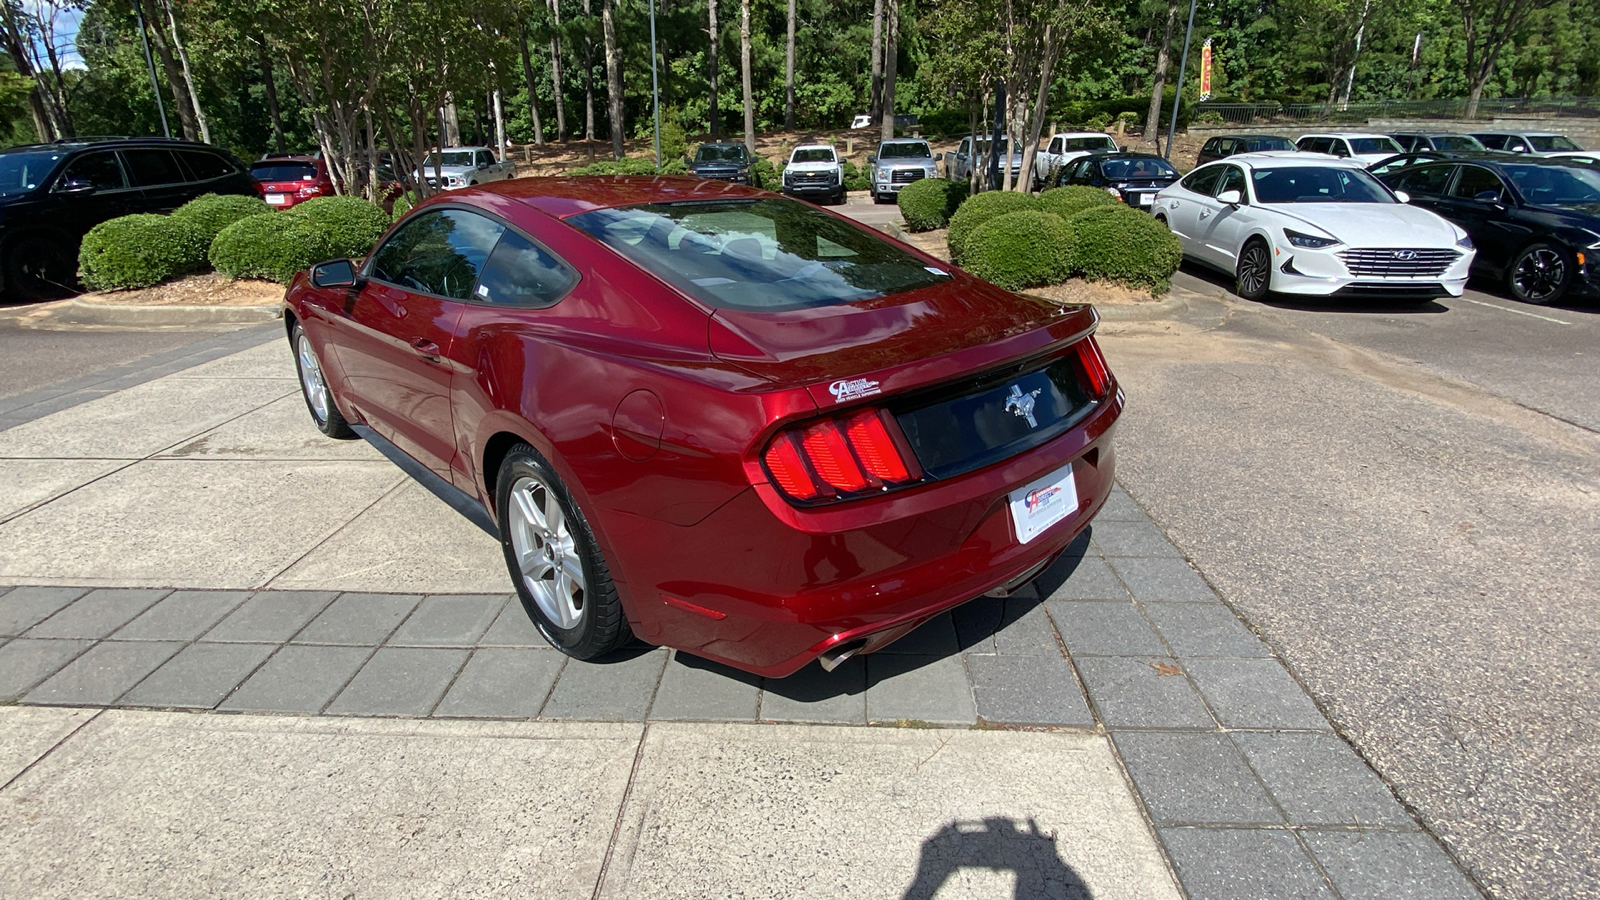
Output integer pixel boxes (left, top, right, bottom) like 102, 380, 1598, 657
336, 207, 507, 477
950, 139, 970, 179
120, 147, 194, 213
1200, 165, 1257, 269
1434, 165, 1532, 274
1385, 163, 1455, 215
1162, 165, 1223, 255
48, 150, 139, 243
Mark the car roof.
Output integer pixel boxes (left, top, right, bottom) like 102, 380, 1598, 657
252, 154, 318, 163
698, 141, 746, 148
1470, 131, 1567, 137
439, 145, 495, 152
878, 138, 929, 145
1088, 152, 1169, 161
0, 136, 216, 155
1218, 152, 1365, 168
1210, 134, 1294, 141
1297, 132, 1395, 140
1051, 131, 1116, 139
1390, 132, 1477, 138
462, 174, 769, 219
792, 144, 836, 151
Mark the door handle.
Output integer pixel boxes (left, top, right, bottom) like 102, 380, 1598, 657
410, 337, 440, 357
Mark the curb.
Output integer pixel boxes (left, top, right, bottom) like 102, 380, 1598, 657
1093, 291, 1187, 322
63, 297, 282, 327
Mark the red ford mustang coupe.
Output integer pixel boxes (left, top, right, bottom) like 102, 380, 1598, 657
285, 177, 1121, 677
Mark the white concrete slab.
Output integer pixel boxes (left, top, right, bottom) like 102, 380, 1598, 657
0, 460, 405, 589
156, 395, 385, 461
0, 458, 129, 521
600, 723, 1182, 900
168, 340, 295, 380
269, 480, 508, 594
0, 707, 95, 785
0, 377, 295, 459
0, 711, 642, 898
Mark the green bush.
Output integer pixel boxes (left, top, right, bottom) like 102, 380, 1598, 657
568, 157, 661, 176
947, 190, 1038, 261
750, 154, 778, 188
391, 192, 415, 222
1064, 204, 1184, 291
896, 177, 969, 232
840, 159, 870, 192
171, 193, 271, 243
287, 195, 391, 259
960, 211, 1077, 291
78, 214, 210, 291
659, 157, 690, 176
210, 212, 335, 284
1085, 113, 1112, 131
1038, 185, 1122, 220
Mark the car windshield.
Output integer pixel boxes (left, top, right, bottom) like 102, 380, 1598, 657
424, 152, 475, 168
250, 161, 317, 181
1503, 164, 1600, 211
570, 197, 947, 312
791, 149, 835, 163
976, 139, 1010, 155
878, 143, 931, 159
1349, 137, 1403, 154
0, 150, 65, 195
1529, 135, 1582, 152
1431, 135, 1483, 150
1245, 137, 1294, 151
1063, 137, 1116, 152
695, 145, 746, 162
1250, 166, 1394, 203
1101, 158, 1178, 180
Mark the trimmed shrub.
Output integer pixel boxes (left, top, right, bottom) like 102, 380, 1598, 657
897, 177, 969, 232
171, 193, 271, 243
1038, 185, 1122, 220
568, 157, 660, 176
210, 212, 335, 284
840, 159, 870, 192
391, 192, 415, 222
1064, 204, 1184, 291
750, 154, 778, 188
960, 210, 1077, 291
287, 195, 391, 259
78, 214, 210, 291
659, 157, 690, 176
947, 190, 1038, 261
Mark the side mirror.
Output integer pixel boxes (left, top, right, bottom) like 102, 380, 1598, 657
56, 178, 96, 195
310, 259, 361, 289
867, 153, 877, 164
1216, 189, 1243, 206
1395, 190, 1412, 204
934, 152, 944, 162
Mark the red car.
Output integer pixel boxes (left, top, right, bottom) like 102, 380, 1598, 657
285, 177, 1121, 677
249, 154, 333, 208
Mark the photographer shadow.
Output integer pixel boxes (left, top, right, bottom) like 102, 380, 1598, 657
902, 816, 1093, 900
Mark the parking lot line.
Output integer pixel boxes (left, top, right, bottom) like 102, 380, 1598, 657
1456, 296, 1571, 325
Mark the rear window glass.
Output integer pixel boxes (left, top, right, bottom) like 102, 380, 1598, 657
124, 149, 184, 186
181, 150, 237, 180
1349, 137, 1403, 154
1101, 158, 1177, 180
570, 197, 947, 312
251, 161, 318, 182
1244, 137, 1294, 152
1430, 135, 1482, 150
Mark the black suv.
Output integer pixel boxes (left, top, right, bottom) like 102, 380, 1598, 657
686, 142, 758, 186
0, 137, 257, 301
1195, 134, 1296, 166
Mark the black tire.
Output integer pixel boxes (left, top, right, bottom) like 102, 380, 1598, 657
496, 444, 632, 660
4, 235, 77, 303
290, 323, 357, 439
873, 191, 891, 205
1235, 238, 1273, 302
1506, 242, 1572, 306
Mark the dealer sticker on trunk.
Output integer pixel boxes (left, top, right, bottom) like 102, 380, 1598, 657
829, 378, 881, 403
1008, 462, 1079, 544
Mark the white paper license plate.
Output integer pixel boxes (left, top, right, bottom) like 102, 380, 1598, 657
265, 193, 287, 205
1138, 193, 1154, 205
1008, 462, 1079, 544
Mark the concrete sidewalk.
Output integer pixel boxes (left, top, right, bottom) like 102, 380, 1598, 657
0, 332, 1482, 899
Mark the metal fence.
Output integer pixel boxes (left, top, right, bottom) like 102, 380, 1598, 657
1193, 97, 1600, 125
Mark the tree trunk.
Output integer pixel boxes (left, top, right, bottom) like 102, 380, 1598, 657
257, 37, 287, 153
549, 0, 567, 140
1466, 80, 1486, 119
162, 0, 209, 143
708, 0, 720, 138
135, 0, 199, 141
1145, 0, 1178, 152
603, 0, 624, 159
1017, 23, 1063, 192
879, 0, 898, 142
0, 4, 56, 140
494, 88, 507, 159
584, 0, 596, 142
784, 0, 796, 131
519, 22, 546, 145
868, 0, 884, 124
442, 96, 461, 146
740, 0, 754, 151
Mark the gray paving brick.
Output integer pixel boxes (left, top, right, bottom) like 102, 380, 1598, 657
1113, 732, 1282, 825
477, 600, 545, 647
1075, 656, 1215, 728
219, 645, 372, 712
114, 591, 250, 642
865, 654, 975, 725
1091, 519, 1184, 558
950, 596, 1003, 654
1036, 550, 1131, 602
1304, 831, 1481, 900
294, 593, 421, 645
542, 648, 669, 720
389, 595, 505, 647
327, 647, 470, 716
992, 599, 1063, 656
24, 589, 168, 639
1143, 602, 1272, 658
878, 613, 959, 656
1233, 733, 1415, 827
1048, 600, 1166, 656
205, 591, 334, 642
650, 654, 762, 721
24, 641, 183, 706
760, 656, 866, 724
1160, 827, 1335, 900
1109, 557, 1217, 602
1186, 658, 1331, 730
1095, 486, 1150, 521
967, 653, 1092, 726
0, 588, 87, 636
0, 639, 92, 700
120, 642, 277, 709
433, 648, 565, 718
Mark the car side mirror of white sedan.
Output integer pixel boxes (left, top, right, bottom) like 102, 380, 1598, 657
1217, 189, 1243, 206
1394, 190, 1411, 203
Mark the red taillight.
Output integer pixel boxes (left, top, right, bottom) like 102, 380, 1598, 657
296, 184, 324, 198
762, 408, 921, 503
1076, 337, 1111, 397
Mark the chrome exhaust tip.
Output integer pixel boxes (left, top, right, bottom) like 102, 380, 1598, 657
817, 639, 868, 672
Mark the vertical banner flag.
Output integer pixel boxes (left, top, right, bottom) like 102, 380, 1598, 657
1199, 38, 1213, 102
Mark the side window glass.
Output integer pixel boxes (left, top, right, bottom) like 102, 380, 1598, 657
179, 150, 235, 181
1394, 164, 1453, 196
1048, 138, 1062, 154
1217, 139, 1235, 156
474, 229, 578, 307
123, 149, 184, 186
1214, 166, 1246, 198
58, 152, 127, 191
1450, 166, 1507, 203
370, 209, 507, 300
476, 151, 493, 168
959, 139, 970, 156
1180, 165, 1222, 196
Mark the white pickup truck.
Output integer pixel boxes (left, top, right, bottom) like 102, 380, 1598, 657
1033, 132, 1120, 189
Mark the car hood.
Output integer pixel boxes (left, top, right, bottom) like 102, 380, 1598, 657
1266, 203, 1459, 245
787, 161, 839, 172
692, 160, 746, 170
421, 165, 474, 177
877, 158, 935, 168
706, 273, 1096, 399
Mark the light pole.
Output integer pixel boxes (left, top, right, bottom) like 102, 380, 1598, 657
650, 0, 661, 169
1164, 0, 1198, 159
133, 1, 170, 138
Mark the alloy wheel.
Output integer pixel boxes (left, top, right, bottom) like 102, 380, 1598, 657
1512, 247, 1565, 303
507, 474, 586, 629
1238, 243, 1270, 298
295, 333, 331, 423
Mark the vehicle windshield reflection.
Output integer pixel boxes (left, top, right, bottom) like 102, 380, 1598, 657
1251, 166, 1394, 204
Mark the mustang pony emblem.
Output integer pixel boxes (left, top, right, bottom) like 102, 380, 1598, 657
1005, 384, 1043, 428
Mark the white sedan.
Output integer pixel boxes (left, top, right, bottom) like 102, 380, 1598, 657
1154, 154, 1476, 302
